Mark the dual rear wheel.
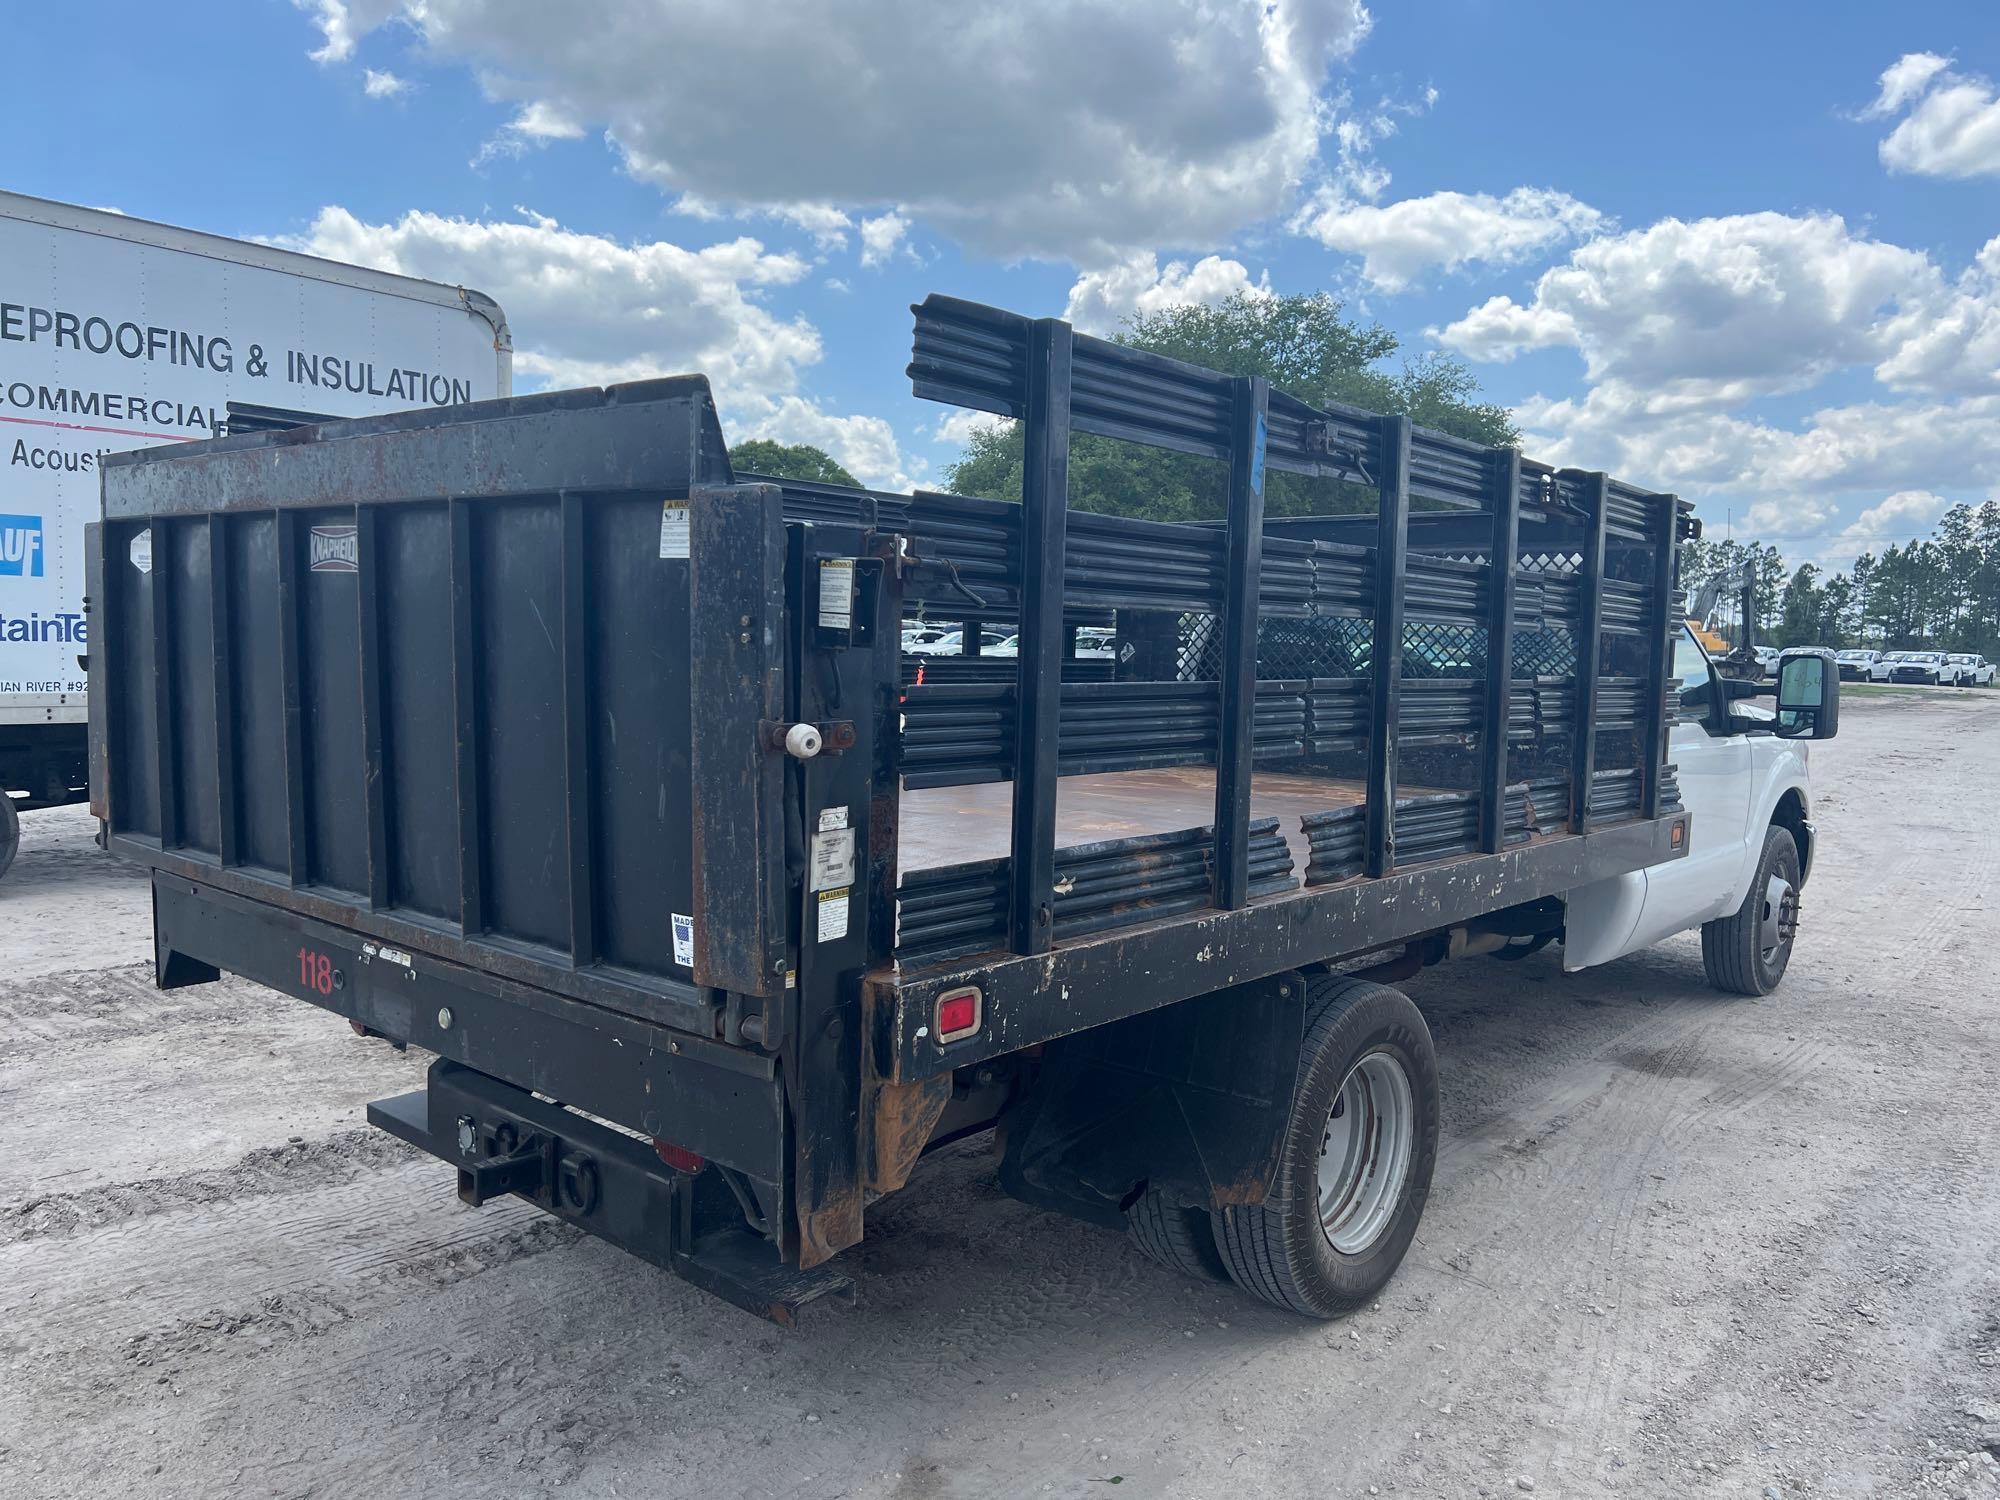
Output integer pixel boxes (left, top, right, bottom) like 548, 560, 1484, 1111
1127, 973, 1440, 1318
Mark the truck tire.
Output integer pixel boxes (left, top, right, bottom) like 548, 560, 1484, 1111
1126, 1189, 1229, 1282
1211, 976, 1439, 1319
1701, 825, 1800, 996
0, 794, 18, 881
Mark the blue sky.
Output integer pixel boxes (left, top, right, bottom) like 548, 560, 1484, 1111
4, 0, 1996, 567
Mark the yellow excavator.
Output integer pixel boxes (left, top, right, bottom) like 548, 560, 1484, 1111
1685, 561, 1762, 680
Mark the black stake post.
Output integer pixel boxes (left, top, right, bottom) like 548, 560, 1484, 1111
1639, 491, 1680, 819
1008, 318, 1073, 955
1478, 449, 1521, 853
1364, 415, 1411, 879
1214, 375, 1270, 909
1569, 471, 1610, 833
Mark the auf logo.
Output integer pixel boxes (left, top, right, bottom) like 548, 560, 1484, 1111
0, 515, 44, 578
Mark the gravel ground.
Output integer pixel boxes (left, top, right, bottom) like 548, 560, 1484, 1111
1, 692, 1996, 1499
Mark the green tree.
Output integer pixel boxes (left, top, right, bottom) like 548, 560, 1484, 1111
944, 292, 1518, 522
729, 439, 858, 487
1777, 563, 1824, 647
1817, 573, 1856, 648
1732, 501, 2000, 659
1749, 542, 1788, 636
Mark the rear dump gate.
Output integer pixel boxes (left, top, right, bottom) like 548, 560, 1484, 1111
95, 298, 1689, 1322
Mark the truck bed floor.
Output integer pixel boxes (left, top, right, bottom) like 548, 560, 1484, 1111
899, 767, 1421, 875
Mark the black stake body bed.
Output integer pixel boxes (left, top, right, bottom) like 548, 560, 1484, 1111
93, 301, 1690, 1320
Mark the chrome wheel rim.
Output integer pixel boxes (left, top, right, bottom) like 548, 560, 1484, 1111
1317, 1050, 1415, 1254
1759, 871, 1798, 962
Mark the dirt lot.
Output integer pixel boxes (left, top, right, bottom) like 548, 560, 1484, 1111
3, 692, 1997, 1499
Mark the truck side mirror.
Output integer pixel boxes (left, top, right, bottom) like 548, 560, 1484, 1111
1775, 649, 1839, 740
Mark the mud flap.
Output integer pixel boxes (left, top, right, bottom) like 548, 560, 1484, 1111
995, 971, 1305, 1229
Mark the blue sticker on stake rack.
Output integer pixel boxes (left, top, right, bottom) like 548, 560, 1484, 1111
1249, 411, 1267, 498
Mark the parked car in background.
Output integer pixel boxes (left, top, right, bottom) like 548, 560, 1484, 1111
905, 626, 1016, 657
1946, 653, 1995, 685
1750, 645, 1781, 679
1888, 651, 1957, 685
1835, 649, 1893, 682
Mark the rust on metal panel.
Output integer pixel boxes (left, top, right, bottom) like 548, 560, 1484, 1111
798, 1186, 865, 1271
864, 1074, 953, 1196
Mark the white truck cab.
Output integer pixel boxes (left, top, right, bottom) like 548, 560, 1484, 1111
1836, 648, 1891, 682
1946, 653, 1995, 686
1563, 627, 1822, 993
1888, 651, 1956, 685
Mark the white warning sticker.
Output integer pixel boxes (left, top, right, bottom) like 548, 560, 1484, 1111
817, 557, 855, 630
671, 912, 694, 967
816, 887, 850, 943
129, 528, 153, 574
809, 820, 856, 892
659, 502, 691, 559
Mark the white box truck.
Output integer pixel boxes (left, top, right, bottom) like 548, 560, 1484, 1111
0, 191, 510, 877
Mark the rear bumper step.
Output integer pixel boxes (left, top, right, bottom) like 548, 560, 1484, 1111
370, 1060, 852, 1326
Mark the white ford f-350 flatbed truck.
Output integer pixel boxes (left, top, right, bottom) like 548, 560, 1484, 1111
95, 297, 1838, 1323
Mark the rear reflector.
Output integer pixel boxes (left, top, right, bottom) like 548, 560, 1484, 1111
936, 985, 981, 1044
653, 1140, 705, 1174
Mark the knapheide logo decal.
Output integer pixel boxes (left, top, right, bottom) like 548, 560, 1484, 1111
309, 524, 360, 574
0, 515, 46, 578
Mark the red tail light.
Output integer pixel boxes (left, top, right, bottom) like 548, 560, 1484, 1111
936, 985, 982, 1043
653, 1140, 705, 1174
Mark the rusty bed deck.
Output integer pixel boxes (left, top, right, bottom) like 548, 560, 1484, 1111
897, 767, 1416, 876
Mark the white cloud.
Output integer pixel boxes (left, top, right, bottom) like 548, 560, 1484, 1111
474, 99, 588, 163
1063, 252, 1269, 335
1428, 294, 1576, 362
1847, 488, 1950, 537
294, 0, 402, 63
1808, 489, 1955, 568
747, 398, 921, 492
510, 100, 585, 140
1871, 234, 2000, 396
1438, 212, 1950, 405
281, 205, 919, 490
1298, 186, 1604, 292
1742, 496, 1831, 536
362, 68, 409, 98
1862, 53, 2000, 179
1459, 211, 2000, 556
1514, 383, 2000, 504
1456, 212, 2000, 549
858, 212, 909, 269
672, 194, 724, 222
774, 203, 853, 253
1861, 53, 1952, 119
295, 0, 1372, 261
931, 409, 1010, 447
